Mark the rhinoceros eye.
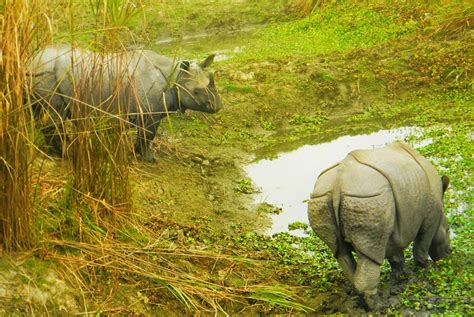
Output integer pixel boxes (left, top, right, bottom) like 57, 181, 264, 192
193, 88, 205, 96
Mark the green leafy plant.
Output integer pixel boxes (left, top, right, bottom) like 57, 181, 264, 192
349, 105, 382, 122
257, 202, 283, 215
259, 116, 276, 130
234, 178, 255, 194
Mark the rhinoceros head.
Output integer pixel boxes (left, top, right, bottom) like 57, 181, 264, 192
430, 213, 452, 261
429, 175, 452, 261
176, 55, 223, 114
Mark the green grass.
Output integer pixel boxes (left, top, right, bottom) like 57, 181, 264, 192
222, 80, 256, 94
222, 1, 471, 63
348, 88, 473, 126
234, 178, 255, 194
234, 3, 420, 61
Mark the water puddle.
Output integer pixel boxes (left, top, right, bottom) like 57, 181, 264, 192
155, 24, 263, 60
156, 25, 264, 46
212, 47, 244, 62
245, 127, 423, 236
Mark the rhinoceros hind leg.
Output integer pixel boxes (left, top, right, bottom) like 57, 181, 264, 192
135, 141, 156, 163
388, 251, 405, 279
337, 242, 356, 284
354, 253, 381, 310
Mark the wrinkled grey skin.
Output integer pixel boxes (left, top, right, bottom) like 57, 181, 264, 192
27, 45, 222, 162
308, 142, 451, 310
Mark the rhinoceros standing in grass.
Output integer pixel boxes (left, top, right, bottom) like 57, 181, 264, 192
27, 45, 222, 162
307, 142, 451, 310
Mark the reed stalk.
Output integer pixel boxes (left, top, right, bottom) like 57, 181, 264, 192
0, 0, 38, 250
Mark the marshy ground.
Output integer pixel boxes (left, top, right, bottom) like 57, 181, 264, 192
1, 0, 472, 315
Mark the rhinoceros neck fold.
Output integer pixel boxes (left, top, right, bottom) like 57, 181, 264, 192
167, 85, 185, 113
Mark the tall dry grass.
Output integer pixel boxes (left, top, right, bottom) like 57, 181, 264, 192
67, 52, 132, 236
0, 0, 47, 251
63, 1, 138, 236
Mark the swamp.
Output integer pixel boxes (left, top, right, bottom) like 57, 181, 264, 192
0, 0, 472, 315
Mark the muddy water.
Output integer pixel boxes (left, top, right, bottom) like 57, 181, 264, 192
155, 25, 262, 60
245, 127, 423, 236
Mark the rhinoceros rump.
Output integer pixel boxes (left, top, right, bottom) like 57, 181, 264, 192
308, 142, 451, 310
28, 45, 223, 162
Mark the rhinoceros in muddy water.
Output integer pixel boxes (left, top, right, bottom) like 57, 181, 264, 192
27, 45, 222, 162
307, 142, 451, 310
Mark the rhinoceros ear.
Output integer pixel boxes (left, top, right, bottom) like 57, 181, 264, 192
441, 175, 450, 193
180, 60, 190, 71
199, 54, 215, 69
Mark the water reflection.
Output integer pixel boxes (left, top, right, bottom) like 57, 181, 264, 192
245, 127, 422, 236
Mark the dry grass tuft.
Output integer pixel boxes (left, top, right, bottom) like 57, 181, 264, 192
428, 6, 474, 40
288, 0, 329, 17
42, 225, 311, 314
0, 0, 49, 251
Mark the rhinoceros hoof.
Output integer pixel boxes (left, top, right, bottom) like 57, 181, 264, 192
415, 259, 429, 269
139, 152, 157, 163
47, 147, 63, 157
390, 267, 408, 281
360, 290, 380, 311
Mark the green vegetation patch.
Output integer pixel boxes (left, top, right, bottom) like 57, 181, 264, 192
399, 124, 473, 314
236, 2, 422, 61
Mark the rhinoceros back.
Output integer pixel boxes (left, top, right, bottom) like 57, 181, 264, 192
308, 160, 396, 263
396, 142, 444, 212
349, 143, 440, 251
28, 45, 181, 115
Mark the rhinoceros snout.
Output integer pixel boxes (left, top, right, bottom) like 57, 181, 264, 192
209, 98, 223, 113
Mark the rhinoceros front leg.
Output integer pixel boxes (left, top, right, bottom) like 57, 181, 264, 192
388, 250, 405, 279
354, 252, 381, 310
413, 216, 440, 268
413, 230, 434, 268
135, 117, 159, 163
42, 125, 68, 156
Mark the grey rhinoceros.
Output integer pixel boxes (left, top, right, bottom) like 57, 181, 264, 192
27, 45, 222, 162
307, 142, 451, 310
